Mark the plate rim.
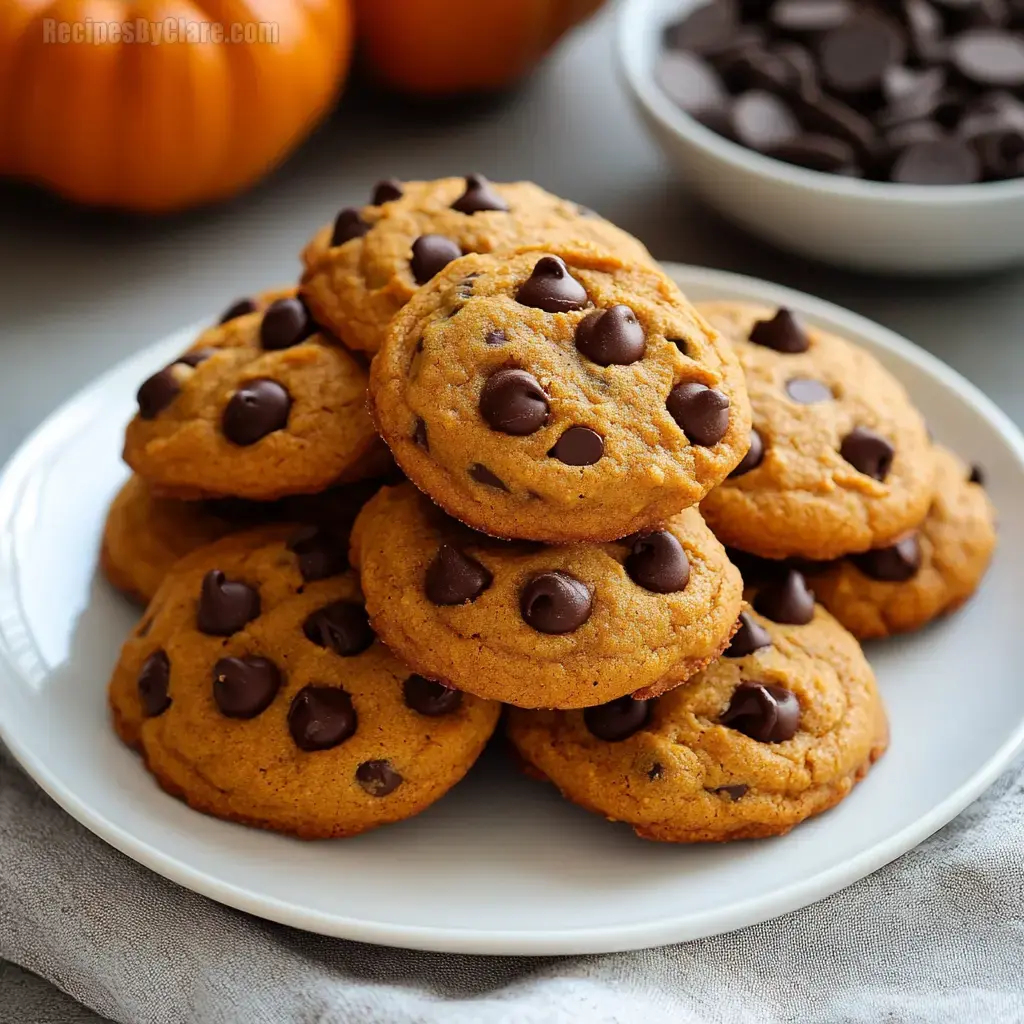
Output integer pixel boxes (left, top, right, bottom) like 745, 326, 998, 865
3, 263, 1024, 955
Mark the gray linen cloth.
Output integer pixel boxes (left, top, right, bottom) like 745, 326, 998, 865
2, 740, 1023, 1024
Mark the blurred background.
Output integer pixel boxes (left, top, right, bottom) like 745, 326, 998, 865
1, 0, 1023, 468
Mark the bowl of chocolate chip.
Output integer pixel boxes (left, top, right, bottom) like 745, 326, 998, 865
619, 0, 1024, 274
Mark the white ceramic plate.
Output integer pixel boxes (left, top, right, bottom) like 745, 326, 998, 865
2, 265, 1023, 956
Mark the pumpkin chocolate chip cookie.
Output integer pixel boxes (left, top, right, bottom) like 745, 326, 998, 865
370, 246, 752, 543
507, 601, 888, 842
109, 525, 500, 839
349, 483, 743, 709
101, 474, 388, 605
299, 175, 653, 355
697, 301, 934, 561
805, 446, 997, 639
123, 293, 379, 501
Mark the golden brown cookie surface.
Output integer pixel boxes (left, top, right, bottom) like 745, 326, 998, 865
698, 301, 934, 561
123, 295, 377, 501
300, 175, 653, 355
370, 247, 752, 543
507, 602, 888, 842
806, 446, 996, 639
350, 483, 743, 709
109, 526, 500, 840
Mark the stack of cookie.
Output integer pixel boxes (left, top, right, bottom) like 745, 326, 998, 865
102, 174, 994, 846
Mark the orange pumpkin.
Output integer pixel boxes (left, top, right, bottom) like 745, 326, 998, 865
0, 0, 352, 212
354, 0, 606, 96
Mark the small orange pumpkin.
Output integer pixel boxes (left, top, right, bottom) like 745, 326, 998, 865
0, 0, 353, 212
354, 0, 606, 96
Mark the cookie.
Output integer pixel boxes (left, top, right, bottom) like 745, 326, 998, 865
507, 599, 888, 842
101, 474, 388, 605
109, 525, 500, 839
299, 175, 653, 355
803, 446, 996, 639
101, 475, 241, 604
123, 292, 378, 501
350, 482, 743, 709
697, 301, 934, 561
369, 246, 752, 543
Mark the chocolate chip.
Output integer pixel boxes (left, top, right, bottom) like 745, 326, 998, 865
302, 601, 374, 656
725, 610, 773, 657
413, 418, 429, 450
403, 675, 463, 716
771, 0, 852, 34
520, 571, 593, 634
712, 784, 750, 800
767, 134, 859, 172
663, 0, 739, 55
733, 89, 801, 150
574, 305, 646, 365
411, 234, 462, 285
372, 178, 403, 204
973, 129, 1024, 178
905, 0, 945, 62
891, 139, 982, 182
222, 380, 291, 446
840, 426, 895, 480
485, 329, 507, 346
797, 93, 876, 157
331, 208, 370, 247
748, 308, 809, 352
288, 686, 356, 751
219, 298, 258, 324
425, 544, 492, 605
625, 530, 690, 593
881, 65, 947, 123
657, 50, 731, 120
479, 369, 550, 435
212, 656, 281, 719
667, 382, 731, 446
196, 570, 260, 636
138, 650, 171, 717
648, 762, 664, 780
176, 348, 217, 368
730, 428, 765, 477
469, 464, 508, 490
786, 378, 833, 403
969, 463, 985, 485
451, 173, 509, 213
951, 29, 1024, 87
515, 256, 588, 314
753, 569, 816, 624
356, 759, 403, 796
852, 535, 922, 581
773, 40, 820, 98
259, 297, 316, 350
287, 525, 347, 582
819, 13, 906, 94
583, 696, 651, 742
137, 367, 180, 419
550, 426, 604, 466
721, 681, 800, 742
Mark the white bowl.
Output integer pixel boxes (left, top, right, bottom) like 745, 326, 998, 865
618, 0, 1024, 275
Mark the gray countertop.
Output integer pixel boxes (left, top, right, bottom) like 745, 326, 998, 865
1, 6, 1021, 1021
